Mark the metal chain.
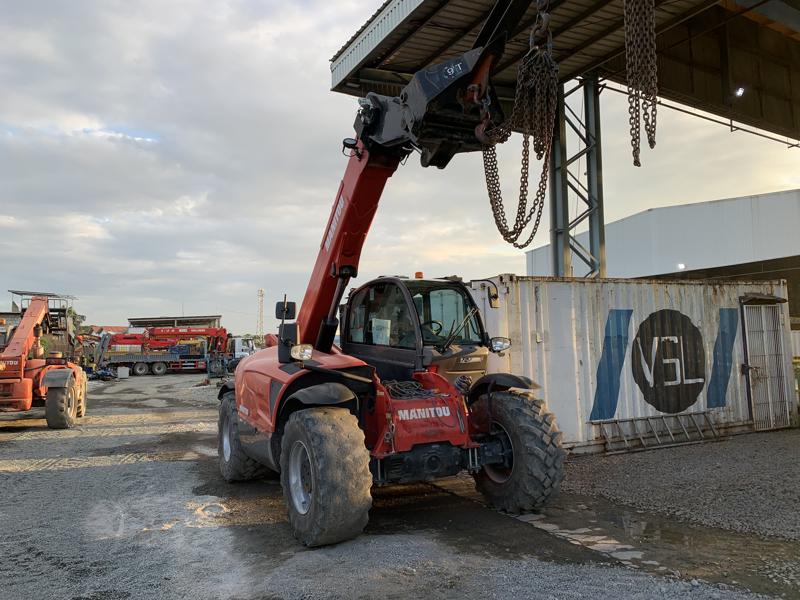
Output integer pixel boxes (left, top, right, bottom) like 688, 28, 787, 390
481, 0, 559, 249
624, 0, 658, 166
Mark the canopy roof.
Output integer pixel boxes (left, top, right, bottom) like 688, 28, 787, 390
331, 0, 800, 140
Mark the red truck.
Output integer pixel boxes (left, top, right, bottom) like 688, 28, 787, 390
97, 326, 231, 376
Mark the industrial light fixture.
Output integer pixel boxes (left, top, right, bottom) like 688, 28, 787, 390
677, 263, 686, 270
734, 87, 745, 97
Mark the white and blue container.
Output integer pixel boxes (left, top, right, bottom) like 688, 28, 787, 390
471, 275, 796, 453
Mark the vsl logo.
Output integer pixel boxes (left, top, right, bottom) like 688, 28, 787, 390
631, 309, 705, 414
590, 308, 739, 421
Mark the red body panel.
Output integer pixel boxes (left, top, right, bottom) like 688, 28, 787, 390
235, 347, 368, 434
366, 372, 474, 457
237, 348, 476, 458
296, 144, 400, 345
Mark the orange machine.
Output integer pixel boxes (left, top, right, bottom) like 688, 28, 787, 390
0, 296, 87, 429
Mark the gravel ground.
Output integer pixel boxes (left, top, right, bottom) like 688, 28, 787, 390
0, 375, 775, 599
262, 534, 762, 600
563, 429, 800, 541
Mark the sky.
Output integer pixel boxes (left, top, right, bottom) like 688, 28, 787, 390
1, 0, 799, 334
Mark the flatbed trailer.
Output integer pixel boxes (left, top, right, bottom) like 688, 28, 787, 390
104, 353, 208, 376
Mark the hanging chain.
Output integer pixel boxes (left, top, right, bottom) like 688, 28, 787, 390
481, 0, 559, 249
624, 0, 658, 166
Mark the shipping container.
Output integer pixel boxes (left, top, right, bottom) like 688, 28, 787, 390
470, 276, 797, 453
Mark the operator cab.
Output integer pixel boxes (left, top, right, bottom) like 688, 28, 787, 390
341, 277, 504, 385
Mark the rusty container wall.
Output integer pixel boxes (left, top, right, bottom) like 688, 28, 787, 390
470, 276, 795, 453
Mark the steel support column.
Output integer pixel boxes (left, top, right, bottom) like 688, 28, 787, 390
550, 84, 571, 277
549, 73, 606, 277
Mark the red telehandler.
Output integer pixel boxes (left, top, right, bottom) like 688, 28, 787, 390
0, 296, 88, 428
219, 0, 565, 546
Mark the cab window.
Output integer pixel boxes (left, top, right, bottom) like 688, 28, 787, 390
347, 283, 416, 349
407, 282, 482, 346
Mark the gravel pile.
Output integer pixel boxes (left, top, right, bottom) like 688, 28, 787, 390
563, 429, 800, 540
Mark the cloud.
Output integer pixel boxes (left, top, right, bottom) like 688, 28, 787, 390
0, 1, 798, 332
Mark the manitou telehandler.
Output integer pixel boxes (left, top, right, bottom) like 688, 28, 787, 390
0, 295, 88, 428
218, 0, 565, 546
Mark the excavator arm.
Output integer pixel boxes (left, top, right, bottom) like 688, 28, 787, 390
0, 297, 49, 378
295, 0, 533, 352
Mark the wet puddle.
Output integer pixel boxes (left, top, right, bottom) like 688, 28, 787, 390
436, 477, 800, 597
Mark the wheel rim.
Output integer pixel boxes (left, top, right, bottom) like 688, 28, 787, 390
483, 420, 514, 484
67, 386, 77, 417
222, 415, 232, 462
288, 440, 313, 515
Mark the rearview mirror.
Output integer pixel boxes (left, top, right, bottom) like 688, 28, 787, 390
490, 337, 511, 353
275, 301, 296, 320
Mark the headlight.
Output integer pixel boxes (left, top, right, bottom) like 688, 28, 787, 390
290, 344, 313, 361
490, 337, 512, 353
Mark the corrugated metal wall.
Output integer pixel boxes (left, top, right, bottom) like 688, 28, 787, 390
791, 330, 800, 358
471, 276, 795, 451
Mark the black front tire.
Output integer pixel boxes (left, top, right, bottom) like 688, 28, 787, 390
218, 392, 275, 482
474, 390, 565, 513
280, 408, 372, 547
45, 381, 78, 429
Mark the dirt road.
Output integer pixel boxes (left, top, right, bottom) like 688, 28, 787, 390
0, 375, 792, 599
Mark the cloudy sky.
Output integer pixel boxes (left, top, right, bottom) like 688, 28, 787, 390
1, 0, 799, 333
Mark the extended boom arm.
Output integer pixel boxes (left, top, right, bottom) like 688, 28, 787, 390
0, 297, 49, 378
296, 0, 533, 351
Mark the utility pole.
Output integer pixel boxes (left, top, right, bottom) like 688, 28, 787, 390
256, 289, 264, 339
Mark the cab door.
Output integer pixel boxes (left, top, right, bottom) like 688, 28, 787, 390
342, 281, 421, 381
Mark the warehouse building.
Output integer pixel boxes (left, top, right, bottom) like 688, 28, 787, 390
128, 315, 222, 329
526, 189, 800, 323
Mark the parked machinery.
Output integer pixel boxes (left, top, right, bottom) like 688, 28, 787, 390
97, 326, 232, 376
0, 295, 88, 428
218, 0, 566, 547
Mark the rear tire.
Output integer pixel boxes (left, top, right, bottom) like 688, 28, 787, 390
473, 390, 565, 513
132, 362, 149, 376
151, 362, 167, 376
218, 392, 275, 481
46, 380, 77, 429
280, 407, 372, 547
76, 375, 87, 418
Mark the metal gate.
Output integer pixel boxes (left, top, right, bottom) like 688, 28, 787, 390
742, 304, 791, 430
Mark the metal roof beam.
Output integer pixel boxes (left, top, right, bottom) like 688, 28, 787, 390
419, 9, 494, 68
377, 0, 450, 68
580, 0, 720, 76
496, 0, 607, 73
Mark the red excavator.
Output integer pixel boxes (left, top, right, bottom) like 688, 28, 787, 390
219, 0, 565, 546
0, 295, 88, 428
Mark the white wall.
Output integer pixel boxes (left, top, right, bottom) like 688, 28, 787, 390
527, 189, 800, 277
